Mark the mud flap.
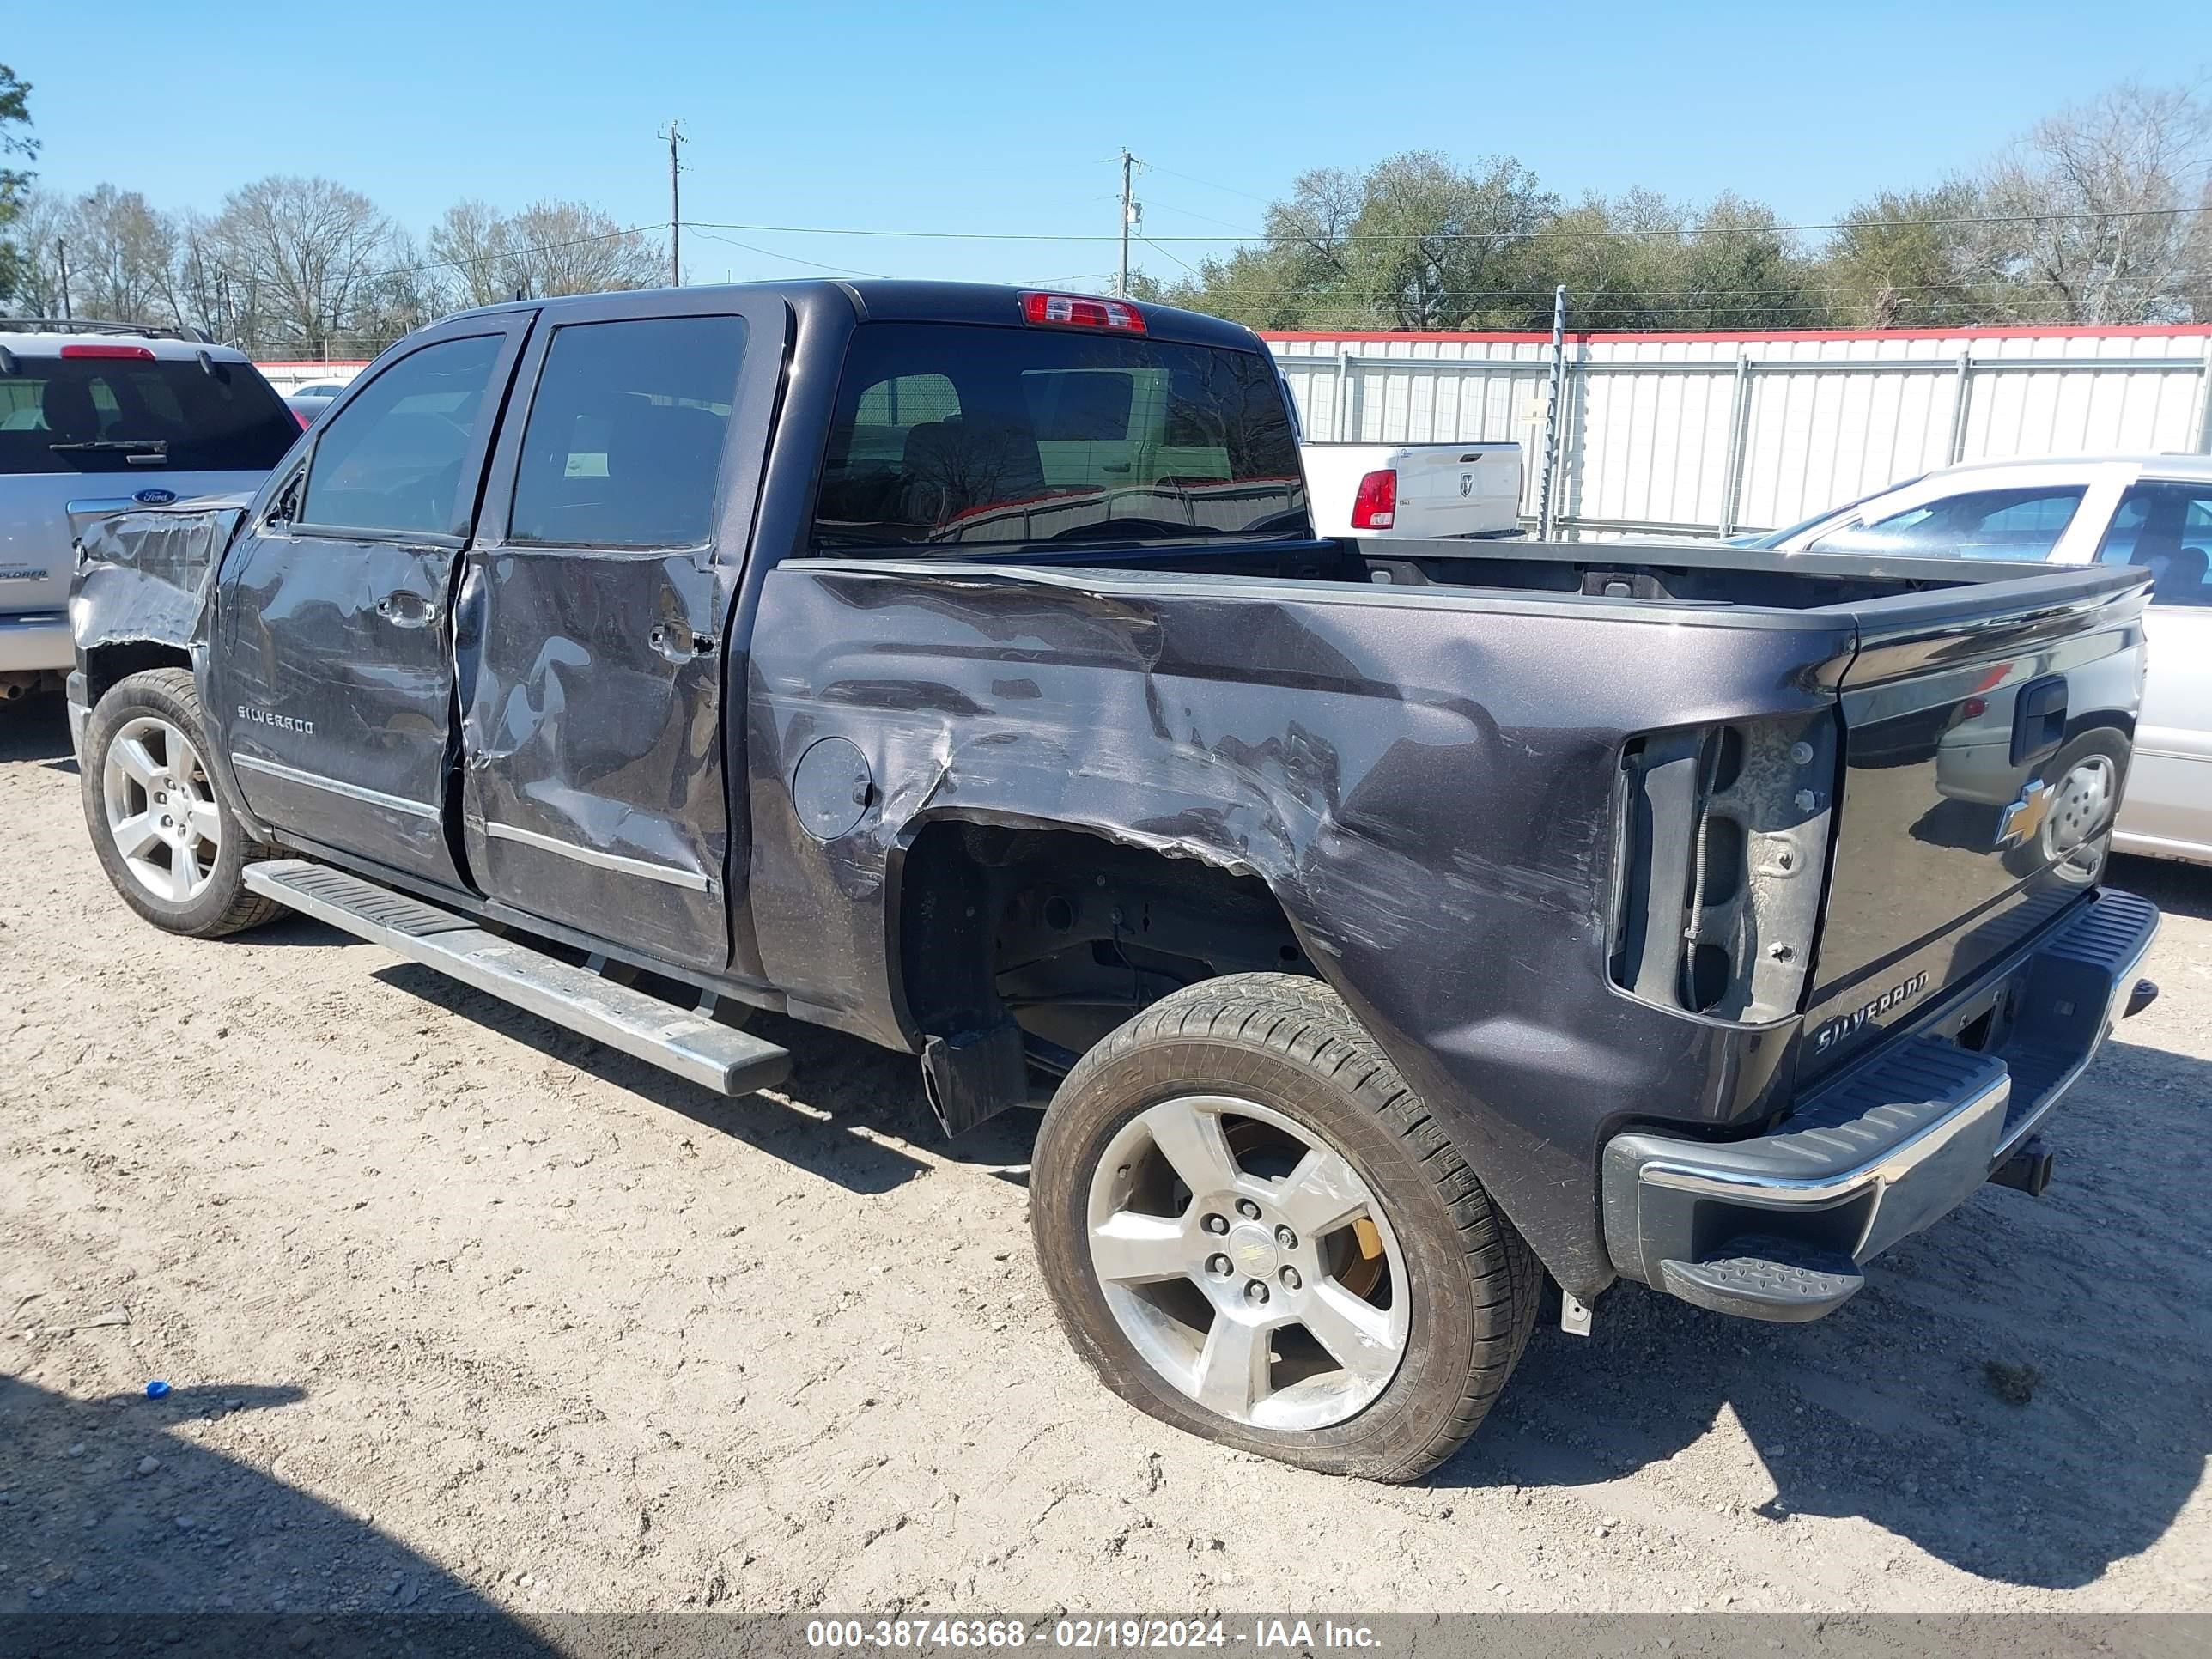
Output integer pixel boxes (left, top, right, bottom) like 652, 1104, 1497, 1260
921, 1018, 1030, 1138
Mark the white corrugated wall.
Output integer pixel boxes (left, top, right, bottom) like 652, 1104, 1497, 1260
1268, 327, 2212, 537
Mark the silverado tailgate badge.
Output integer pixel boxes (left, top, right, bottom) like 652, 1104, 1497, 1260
1996, 777, 2056, 849
1811, 970, 1930, 1053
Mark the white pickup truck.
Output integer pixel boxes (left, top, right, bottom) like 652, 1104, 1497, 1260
1299, 441, 1521, 539
0, 321, 299, 705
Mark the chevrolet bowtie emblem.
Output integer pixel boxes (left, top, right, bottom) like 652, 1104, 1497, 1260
1996, 777, 2056, 849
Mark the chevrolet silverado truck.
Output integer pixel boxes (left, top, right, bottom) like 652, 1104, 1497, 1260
69, 282, 2160, 1481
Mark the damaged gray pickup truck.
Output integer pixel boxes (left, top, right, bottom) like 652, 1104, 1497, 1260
70, 282, 2161, 1480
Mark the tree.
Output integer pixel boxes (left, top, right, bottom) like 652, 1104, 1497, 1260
0, 64, 37, 303
3, 189, 69, 316
427, 198, 665, 313
1980, 81, 2212, 324
426, 198, 509, 310
212, 175, 395, 356
1537, 190, 1690, 332
1166, 152, 1558, 331
1820, 182, 1994, 327
57, 185, 178, 324
1668, 194, 1822, 331
500, 199, 664, 297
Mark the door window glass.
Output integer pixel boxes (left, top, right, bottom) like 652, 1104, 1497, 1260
301, 333, 504, 536
508, 315, 748, 549
2096, 482, 2212, 608
1808, 485, 2086, 562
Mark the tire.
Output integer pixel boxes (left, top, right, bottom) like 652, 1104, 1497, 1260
1031, 972, 1540, 1482
2004, 727, 2128, 885
80, 668, 281, 939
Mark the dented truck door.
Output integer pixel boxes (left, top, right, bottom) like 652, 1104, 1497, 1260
213, 316, 533, 888
454, 294, 788, 973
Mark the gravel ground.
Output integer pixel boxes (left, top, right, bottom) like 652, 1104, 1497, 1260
2, 690, 2208, 1617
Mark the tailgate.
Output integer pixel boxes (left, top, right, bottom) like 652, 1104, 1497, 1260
1, 474, 93, 615
1389, 444, 1521, 537
2, 472, 267, 619
1800, 567, 2150, 1082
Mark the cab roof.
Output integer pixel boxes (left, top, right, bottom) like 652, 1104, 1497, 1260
448, 279, 1268, 355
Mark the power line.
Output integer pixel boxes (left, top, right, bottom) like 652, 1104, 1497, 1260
684, 226, 892, 280
677, 202, 2210, 246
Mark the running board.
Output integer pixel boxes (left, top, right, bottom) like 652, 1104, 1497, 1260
242, 859, 791, 1097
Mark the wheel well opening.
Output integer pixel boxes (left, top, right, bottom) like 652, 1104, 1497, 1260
85, 641, 192, 706
896, 820, 1317, 1079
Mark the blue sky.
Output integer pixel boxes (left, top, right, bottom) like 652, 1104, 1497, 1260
10, 0, 2209, 289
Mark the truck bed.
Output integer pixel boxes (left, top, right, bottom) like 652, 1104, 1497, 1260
960, 532, 2148, 622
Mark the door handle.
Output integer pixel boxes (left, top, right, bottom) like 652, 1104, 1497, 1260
376, 590, 441, 628
648, 621, 715, 661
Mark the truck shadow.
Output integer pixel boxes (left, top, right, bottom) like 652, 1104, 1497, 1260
2107, 852, 2212, 922
363, 963, 1039, 1194
0, 1372, 550, 1642
1443, 1031, 2212, 1591
1, 690, 73, 769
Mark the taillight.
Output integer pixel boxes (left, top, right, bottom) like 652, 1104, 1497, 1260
294, 408, 312, 428
60, 343, 155, 360
1610, 714, 1838, 1023
1350, 468, 1397, 530
1019, 291, 1146, 333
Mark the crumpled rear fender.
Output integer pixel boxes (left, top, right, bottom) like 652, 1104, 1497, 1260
741, 559, 1853, 1293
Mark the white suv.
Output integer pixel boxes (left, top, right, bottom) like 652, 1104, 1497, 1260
1747, 454, 2212, 867
0, 321, 301, 704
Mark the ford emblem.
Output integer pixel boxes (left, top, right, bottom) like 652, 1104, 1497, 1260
133, 488, 178, 506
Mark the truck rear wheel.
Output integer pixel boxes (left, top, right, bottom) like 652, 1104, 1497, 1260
1031, 972, 1539, 1481
80, 668, 281, 939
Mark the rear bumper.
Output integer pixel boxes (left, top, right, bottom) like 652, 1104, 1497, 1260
0, 611, 70, 676
1601, 887, 2158, 1321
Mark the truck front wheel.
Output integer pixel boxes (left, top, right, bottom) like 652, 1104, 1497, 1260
80, 668, 280, 939
1031, 973, 1539, 1481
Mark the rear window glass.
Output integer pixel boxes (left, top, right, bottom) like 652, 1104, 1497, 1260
0, 355, 300, 476
810, 322, 1309, 550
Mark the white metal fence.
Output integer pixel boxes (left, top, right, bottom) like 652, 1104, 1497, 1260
1267, 325, 2212, 538
256, 360, 369, 395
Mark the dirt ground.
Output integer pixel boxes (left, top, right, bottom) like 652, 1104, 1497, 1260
3, 689, 2208, 1618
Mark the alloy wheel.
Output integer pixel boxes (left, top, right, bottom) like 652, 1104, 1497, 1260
101, 715, 222, 905
1085, 1093, 1411, 1431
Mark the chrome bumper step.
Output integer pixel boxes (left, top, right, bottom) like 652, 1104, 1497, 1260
242, 859, 790, 1097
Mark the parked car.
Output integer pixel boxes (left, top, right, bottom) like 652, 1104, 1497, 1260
0, 319, 299, 705
1300, 441, 1521, 538
284, 391, 339, 428
1742, 456, 2212, 868
70, 283, 2159, 1481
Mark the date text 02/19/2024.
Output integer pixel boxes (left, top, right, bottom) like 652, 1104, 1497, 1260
803, 1620, 1382, 1650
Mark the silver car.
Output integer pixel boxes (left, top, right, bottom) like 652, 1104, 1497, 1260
0, 319, 300, 703
1753, 455, 2212, 867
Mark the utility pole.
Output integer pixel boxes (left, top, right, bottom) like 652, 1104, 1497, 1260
1117, 149, 1139, 298
57, 239, 71, 320
659, 118, 688, 287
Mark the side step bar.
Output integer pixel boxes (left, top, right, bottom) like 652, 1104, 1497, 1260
243, 859, 791, 1097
